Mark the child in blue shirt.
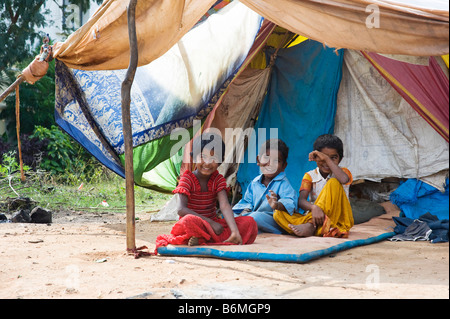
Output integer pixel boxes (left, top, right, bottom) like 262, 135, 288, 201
233, 139, 297, 234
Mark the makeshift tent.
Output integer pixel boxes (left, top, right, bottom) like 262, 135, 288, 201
52, 0, 449, 185
46, 0, 449, 256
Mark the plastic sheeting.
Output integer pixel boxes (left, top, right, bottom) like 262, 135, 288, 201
390, 179, 449, 221
52, 0, 449, 193
140, 21, 276, 192
363, 53, 449, 142
334, 50, 449, 186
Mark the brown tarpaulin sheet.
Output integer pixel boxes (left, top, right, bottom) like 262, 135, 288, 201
53, 0, 449, 71
241, 0, 449, 56
52, 0, 217, 70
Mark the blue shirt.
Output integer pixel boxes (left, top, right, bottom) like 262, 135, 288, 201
233, 171, 298, 216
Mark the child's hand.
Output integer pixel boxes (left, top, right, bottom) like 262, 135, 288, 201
308, 150, 329, 162
210, 220, 224, 236
311, 204, 325, 227
265, 190, 279, 210
225, 231, 243, 245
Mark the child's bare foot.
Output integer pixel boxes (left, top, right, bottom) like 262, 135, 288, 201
188, 236, 199, 246
288, 223, 315, 237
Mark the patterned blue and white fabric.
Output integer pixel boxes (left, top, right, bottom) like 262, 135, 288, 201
55, 1, 263, 177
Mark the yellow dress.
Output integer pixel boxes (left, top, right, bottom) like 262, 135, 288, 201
274, 177, 354, 238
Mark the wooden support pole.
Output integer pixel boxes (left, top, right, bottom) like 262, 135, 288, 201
15, 86, 25, 182
121, 0, 138, 253
0, 76, 24, 104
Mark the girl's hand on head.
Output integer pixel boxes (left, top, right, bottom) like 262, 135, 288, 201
308, 150, 328, 162
308, 150, 317, 161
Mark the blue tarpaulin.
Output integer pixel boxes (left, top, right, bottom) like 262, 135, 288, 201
236, 40, 344, 193
390, 178, 449, 221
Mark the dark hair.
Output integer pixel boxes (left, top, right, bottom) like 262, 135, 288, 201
313, 134, 344, 159
191, 132, 226, 162
260, 139, 289, 163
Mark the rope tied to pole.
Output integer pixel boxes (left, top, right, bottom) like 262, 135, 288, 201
1, 35, 54, 182
21, 35, 53, 85
0, 35, 53, 103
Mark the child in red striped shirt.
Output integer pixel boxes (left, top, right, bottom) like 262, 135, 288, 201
155, 133, 257, 251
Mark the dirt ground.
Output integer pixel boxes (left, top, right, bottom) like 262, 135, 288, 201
0, 208, 448, 300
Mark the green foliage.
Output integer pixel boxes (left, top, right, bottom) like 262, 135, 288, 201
0, 172, 172, 215
0, 150, 30, 177
31, 125, 75, 175
0, 0, 104, 73
1, 0, 105, 140
0, 151, 15, 177
16, 133, 49, 170
29, 125, 108, 185
1, 55, 56, 139
0, 0, 48, 74
0, 0, 118, 188
0, 138, 11, 162
63, 144, 107, 186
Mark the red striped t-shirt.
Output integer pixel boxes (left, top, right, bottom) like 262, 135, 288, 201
173, 170, 227, 219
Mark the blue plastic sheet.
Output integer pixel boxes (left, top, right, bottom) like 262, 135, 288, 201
390, 178, 449, 221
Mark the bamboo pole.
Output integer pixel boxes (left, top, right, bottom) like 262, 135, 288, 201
121, 0, 138, 253
15, 85, 25, 182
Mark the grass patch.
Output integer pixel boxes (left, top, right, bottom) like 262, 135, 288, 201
0, 172, 172, 215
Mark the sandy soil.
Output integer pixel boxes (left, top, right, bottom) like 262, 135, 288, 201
0, 209, 448, 300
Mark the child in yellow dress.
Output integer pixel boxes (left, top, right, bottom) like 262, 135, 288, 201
273, 134, 354, 238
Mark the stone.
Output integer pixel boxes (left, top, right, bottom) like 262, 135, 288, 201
7, 197, 32, 211
30, 207, 52, 224
11, 209, 31, 223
